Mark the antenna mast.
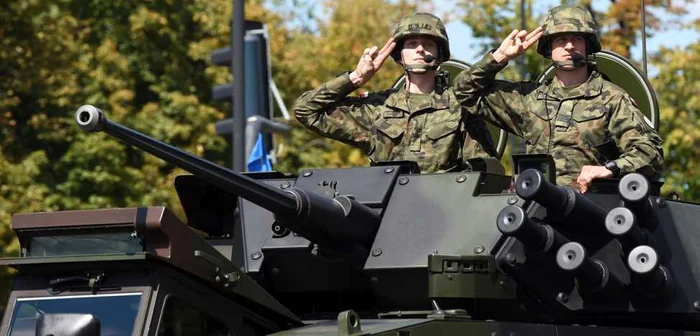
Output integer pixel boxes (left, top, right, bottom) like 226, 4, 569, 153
640, 0, 648, 75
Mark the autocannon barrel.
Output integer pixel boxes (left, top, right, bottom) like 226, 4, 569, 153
497, 205, 568, 254
619, 173, 657, 228
605, 207, 648, 255
556, 242, 621, 295
627, 245, 671, 297
515, 169, 607, 229
75, 105, 380, 250
515, 169, 569, 210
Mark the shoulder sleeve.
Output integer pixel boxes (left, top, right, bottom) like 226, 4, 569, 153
293, 73, 383, 153
453, 52, 537, 137
608, 93, 664, 177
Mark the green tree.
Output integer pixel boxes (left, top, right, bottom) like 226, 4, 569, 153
0, 0, 249, 309
457, 0, 551, 81
457, 0, 684, 67
601, 1, 686, 58
652, 21, 700, 201
271, 0, 425, 172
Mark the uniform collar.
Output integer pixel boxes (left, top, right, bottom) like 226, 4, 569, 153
537, 71, 604, 101
384, 85, 451, 114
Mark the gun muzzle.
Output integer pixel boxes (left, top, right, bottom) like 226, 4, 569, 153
619, 173, 658, 228
605, 207, 648, 254
516, 169, 607, 230
557, 242, 621, 295
497, 205, 567, 254
628, 245, 671, 298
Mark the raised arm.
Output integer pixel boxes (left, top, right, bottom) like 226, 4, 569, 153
293, 38, 396, 152
453, 28, 543, 136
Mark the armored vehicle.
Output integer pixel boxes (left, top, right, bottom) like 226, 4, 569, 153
1, 57, 699, 335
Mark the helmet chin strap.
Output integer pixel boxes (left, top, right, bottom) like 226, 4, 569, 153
403, 54, 439, 73
553, 53, 592, 71
404, 64, 439, 73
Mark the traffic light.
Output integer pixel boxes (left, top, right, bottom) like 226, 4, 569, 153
210, 20, 271, 120
211, 20, 277, 171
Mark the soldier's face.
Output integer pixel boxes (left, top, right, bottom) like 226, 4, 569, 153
401, 36, 439, 65
550, 34, 587, 61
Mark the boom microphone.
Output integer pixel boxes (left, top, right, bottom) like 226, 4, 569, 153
404, 55, 439, 73
572, 53, 587, 64
553, 52, 590, 71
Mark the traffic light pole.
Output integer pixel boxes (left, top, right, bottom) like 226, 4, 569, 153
232, 0, 245, 172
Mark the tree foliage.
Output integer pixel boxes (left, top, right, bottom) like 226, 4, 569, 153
271, 0, 424, 172
652, 20, 700, 201
0, 0, 239, 307
456, 0, 545, 80
601, 0, 686, 58
456, 0, 685, 76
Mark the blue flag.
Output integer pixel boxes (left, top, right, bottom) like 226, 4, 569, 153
247, 133, 272, 172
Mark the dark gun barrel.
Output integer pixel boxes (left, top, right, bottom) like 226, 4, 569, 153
605, 207, 648, 255
619, 173, 657, 228
75, 105, 380, 250
557, 242, 621, 295
627, 245, 671, 298
515, 169, 569, 210
497, 205, 568, 254
516, 169, 607, 229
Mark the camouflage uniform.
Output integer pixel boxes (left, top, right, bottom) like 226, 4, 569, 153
454, 5, 663, 187
293, 13, 496, 173
294, 75, 496, 173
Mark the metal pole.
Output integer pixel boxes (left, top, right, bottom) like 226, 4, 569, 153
509, 0, 528, 154
232, 0, 246, 171
517, 0, 527, 80
640, 0, 648, 75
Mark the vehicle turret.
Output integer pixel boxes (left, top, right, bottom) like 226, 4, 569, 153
3, 104, 700, 335
76, 105, 380, 262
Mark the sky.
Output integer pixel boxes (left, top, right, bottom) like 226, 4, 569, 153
280, 0, 700, 77
438, 0, 700, 75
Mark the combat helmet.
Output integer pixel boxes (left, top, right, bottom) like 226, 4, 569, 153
536, 5, 602, 57
391, 13, 450, 65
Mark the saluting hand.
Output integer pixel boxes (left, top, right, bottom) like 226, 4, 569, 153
492, 26, 543, 64
350, 37, 396, 88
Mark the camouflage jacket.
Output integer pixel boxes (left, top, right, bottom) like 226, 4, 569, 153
454, 53, 664, 187
293, 73, 497, 173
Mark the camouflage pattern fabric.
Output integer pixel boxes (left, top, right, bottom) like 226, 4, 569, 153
537, 5, 602, 56
294, 73, 497, 173
391, 12, 450, 63
454, 53, 664, 188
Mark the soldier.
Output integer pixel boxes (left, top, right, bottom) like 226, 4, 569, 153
294, 13, 497, 173
454, 5, 663, 192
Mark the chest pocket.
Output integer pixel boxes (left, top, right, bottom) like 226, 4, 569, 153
426, 119, 460, 140
574, 104, 609, 153
530, 93, 558, 121
376, 110, 406, 140
522, 99, 557, 146
573, 104, 607, 122
422, 108, 462, 163
425, 107, 461, 139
